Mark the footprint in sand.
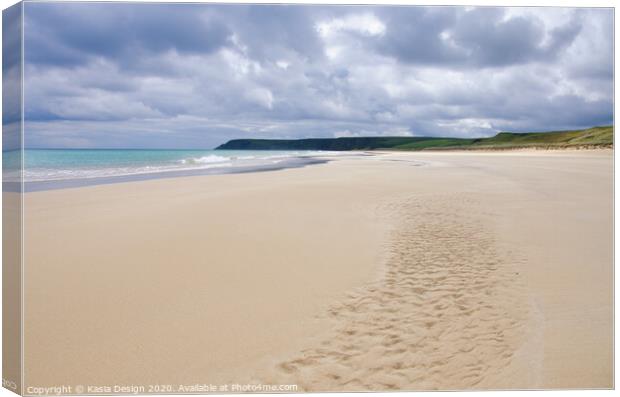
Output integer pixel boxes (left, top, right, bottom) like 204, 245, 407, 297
264, 194, 536, 391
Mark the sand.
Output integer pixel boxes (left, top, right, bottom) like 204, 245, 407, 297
20, 150, 612, 391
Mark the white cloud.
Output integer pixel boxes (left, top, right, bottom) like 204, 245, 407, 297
276, 60, 290, 70
316, 13, 386, 38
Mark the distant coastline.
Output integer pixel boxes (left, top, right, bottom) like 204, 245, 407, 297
216, 126, 613, 151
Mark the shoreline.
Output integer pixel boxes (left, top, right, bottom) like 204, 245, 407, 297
18, 156, 330, 192
20, 150, 612, 390
9, 146, 612, 193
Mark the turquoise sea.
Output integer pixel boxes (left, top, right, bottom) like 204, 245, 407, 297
2, 149, 334, 190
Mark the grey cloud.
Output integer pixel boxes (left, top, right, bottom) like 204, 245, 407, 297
2, 2, 22, 71
374, 7, 463, 65
224, 5, 326, 63
375, 7, 582, 67
18, 3, 614, 148
24, 3, 232, 68
3, 1, 22, 144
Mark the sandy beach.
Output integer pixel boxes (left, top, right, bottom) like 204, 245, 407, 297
21, 150, 612, 391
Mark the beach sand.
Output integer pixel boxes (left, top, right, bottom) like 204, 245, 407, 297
21, 150, 612, 391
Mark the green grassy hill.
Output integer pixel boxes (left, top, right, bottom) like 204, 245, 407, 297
465, 126, 613, 149
215, 126, 613, 151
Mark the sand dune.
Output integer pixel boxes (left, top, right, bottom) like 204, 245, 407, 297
22, 150, 612, 391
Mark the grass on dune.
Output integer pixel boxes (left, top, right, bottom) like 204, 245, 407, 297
466, 126, 614, 148
392, 126, 613, 150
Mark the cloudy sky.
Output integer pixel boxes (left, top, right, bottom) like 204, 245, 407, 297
18, 2, 614, 148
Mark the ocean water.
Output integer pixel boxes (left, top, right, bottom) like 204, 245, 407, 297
2, 149, 334, 190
